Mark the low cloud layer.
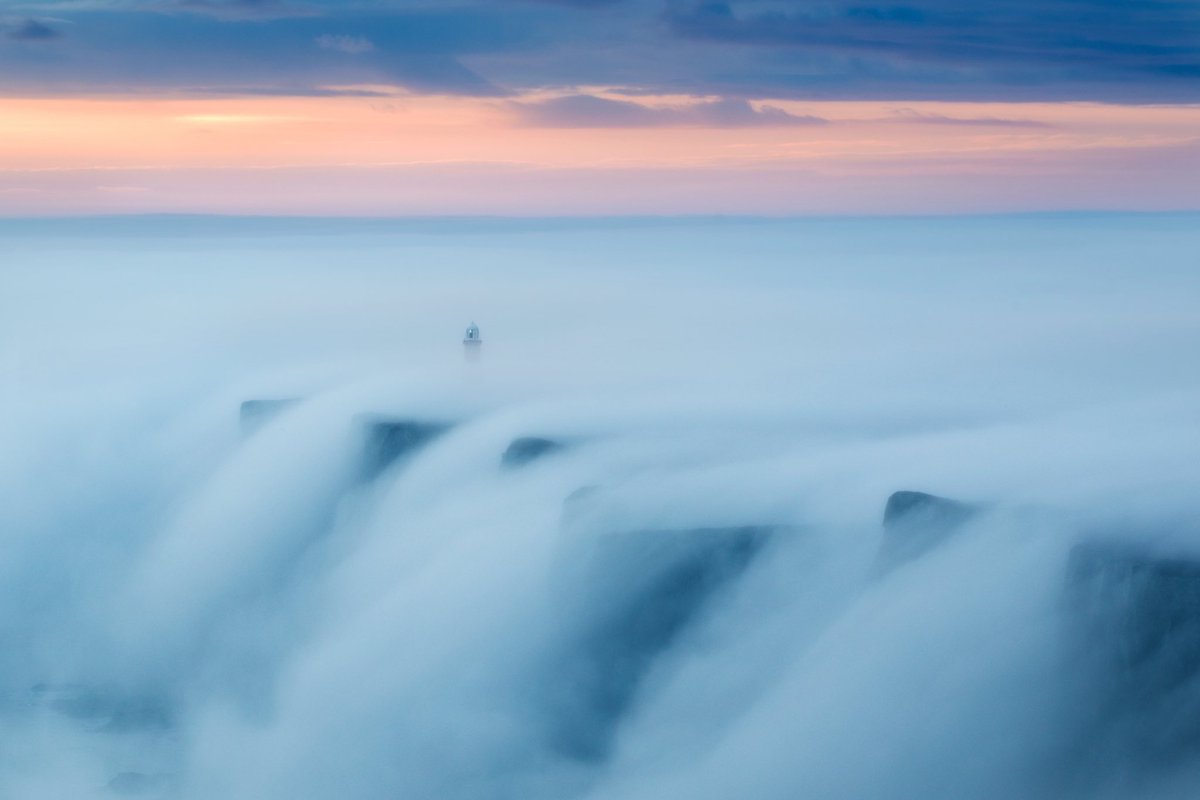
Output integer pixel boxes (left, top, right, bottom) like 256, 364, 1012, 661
2, 215, 1199, 798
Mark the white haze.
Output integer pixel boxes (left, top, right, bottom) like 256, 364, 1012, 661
1, 214, 1199, 799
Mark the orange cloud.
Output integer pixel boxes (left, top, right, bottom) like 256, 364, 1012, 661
0, 94, 1197, 214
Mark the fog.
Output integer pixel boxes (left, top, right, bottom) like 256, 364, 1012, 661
1, 214, 1199, 799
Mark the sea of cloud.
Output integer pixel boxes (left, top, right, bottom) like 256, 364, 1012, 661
1, 214, 1198, 798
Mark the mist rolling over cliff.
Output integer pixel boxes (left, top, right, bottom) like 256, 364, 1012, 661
2, 215, 1200, 799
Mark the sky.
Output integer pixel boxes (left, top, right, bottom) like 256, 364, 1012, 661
1, 0, 1198, 214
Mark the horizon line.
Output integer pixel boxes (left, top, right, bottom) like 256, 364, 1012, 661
3, 209, 1199, 224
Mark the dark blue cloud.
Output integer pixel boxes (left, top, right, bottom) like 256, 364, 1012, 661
665, 1, 1200, 101
1, 0, 1198, 101
5, 17, 63, 40
0, 8, 533, 95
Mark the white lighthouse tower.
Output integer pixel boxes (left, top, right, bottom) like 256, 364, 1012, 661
463, 322, 482, 361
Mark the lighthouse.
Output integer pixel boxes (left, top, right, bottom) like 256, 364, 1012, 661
463, 322, 482, 361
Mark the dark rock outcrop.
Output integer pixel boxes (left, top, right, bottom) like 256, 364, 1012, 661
357, 417, 452, 482
1067, 540, 1200, 678
238, 398, 300, 435
544, 523, 776, 760
878, 490, 978, 570
1063, 538, 1200, 759
501, 437, 566, 469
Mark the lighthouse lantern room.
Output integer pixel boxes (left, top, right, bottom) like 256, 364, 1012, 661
463, 322, 482, 360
